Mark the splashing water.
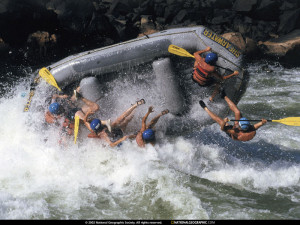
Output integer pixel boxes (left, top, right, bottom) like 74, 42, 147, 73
0, 61, 300, 219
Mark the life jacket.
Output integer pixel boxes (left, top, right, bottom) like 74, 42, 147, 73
45, 111, 56, 124
62, 118, 74, 135
193, 62, 212, 86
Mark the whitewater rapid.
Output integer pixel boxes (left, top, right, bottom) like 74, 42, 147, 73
0, 61, 299, 219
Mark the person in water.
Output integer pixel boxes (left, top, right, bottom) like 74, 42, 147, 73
86, 99, 146, 147
199, 91, 267, 142
136, 106, 169, 148
193, 46, 239, 102
45, 87, 110, 143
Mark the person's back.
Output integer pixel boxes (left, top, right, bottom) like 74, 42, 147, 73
227, 125, 256, 142
193, 50, 216, 86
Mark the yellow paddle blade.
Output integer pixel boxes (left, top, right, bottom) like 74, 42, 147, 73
39, 67, 62, 91
168, 44, 195, 58
74, 115, 80, 144
272, 117, 300, 126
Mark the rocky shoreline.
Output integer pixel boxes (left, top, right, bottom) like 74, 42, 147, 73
1, 0, 300, 67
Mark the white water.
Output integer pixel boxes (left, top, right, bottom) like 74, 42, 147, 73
0, 62, 300, 219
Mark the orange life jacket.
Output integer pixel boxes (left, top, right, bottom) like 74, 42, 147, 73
193, 63, 212, 86
62, 118, 74, 135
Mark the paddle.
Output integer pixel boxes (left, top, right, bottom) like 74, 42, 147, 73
39, 67, 62, 91
168, 44, 195, 58
168, 44, 235, 72
229, 117, 300, 126
74, 115, 80, 144
23, 76, 41, 112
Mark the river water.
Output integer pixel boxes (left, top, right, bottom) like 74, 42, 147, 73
0, 59, 299, 220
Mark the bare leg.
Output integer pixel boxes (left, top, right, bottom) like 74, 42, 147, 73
209, 83, 221, 102
111, 99, 145, 127
118, 113, 135, 131
147, 109, 169, 129
81, 98, 99, 114
203, 107, 225, 127
224, 96, 241, 126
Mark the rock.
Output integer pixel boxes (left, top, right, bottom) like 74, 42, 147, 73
171, 9, 188, 25
206, 0, 233, 9
164, 4, 181, 24
154, 2, 166, 17
0, 0, 8, 13
278, 9, 300, 34
258, 29, 300, 65
245, 37, 259, 55
210, 9, 236, 25
106, 0, 132, 17
27, 31, 57, 57
233, 16, 251, 35
233, 0, 258, 12
138, 15, 159, 37
49, 0, 95, 33
0, 37, 9, 52
252, 0, 279, 21
279, 0, 300, 11
222, 32, 246, 52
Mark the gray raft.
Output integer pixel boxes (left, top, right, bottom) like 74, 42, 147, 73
30, 26, 247, 133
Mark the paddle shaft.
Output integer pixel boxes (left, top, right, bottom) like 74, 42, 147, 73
230, 120, 271, 122
168, 45, 238, 75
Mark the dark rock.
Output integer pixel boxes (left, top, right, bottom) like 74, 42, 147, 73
210, 9, 236, 25
171, 9, 188, 25
252, 0, 279, 21
137, 0, 155, 15
258, 29, 300, 65
205, 0, 233, 9
138, 15, 159, 37
278, 9, 300, 34
106, 0, 132, 17
49, 0, 95, 33
154, 2, 166, 17
279, 0, 300, 11
164, 4, 181, 24
26, 31, 58, 57
0, 37, 9, 52
233, 16, 252, 36
233, 0, 258, 12
222, 32, 246, 52
245, 37, 259, 55
0, 0, 8, 14
0, 2, 59, 47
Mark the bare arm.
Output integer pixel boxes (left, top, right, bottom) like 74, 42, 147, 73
109, 136, 129, 147
211, 70, 239, 82
52, 94, 69, 100
253, 119, 267, 130
193, 46, 211, 58
223, 71, 239, 80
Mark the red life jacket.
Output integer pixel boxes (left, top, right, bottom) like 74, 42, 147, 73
193, 63, 212, 86
62, 118, 74, 135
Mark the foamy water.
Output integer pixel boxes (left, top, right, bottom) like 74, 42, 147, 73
0, 62, 300, 219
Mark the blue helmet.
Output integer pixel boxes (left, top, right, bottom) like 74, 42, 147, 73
239, 117, 250, 130
205, 53, 218, 65
90, 119, 103, 132
49, 102, 60, 115
142, 129, 155, 142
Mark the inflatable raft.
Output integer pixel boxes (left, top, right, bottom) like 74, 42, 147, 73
24, 26, 247, 133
